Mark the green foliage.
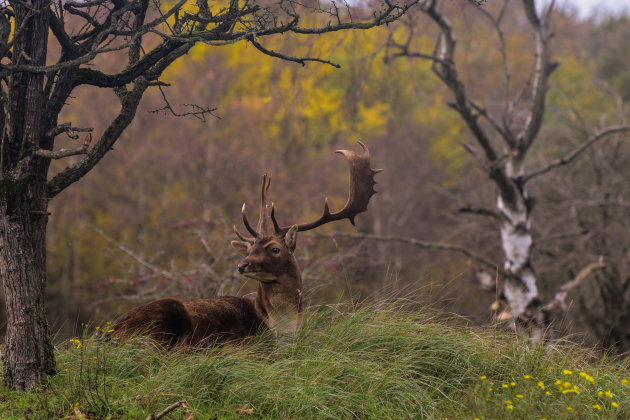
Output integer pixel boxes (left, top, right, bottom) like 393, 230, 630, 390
1, 306, 629, 418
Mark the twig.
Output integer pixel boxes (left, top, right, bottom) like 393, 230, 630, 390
524, 125, 630, 183
145, 401, 187, 420
86, 223, 181, 284
312, 231, 506, 277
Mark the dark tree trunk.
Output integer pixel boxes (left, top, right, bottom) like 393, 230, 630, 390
0, 0, 56, 389
0, 182, 55, 389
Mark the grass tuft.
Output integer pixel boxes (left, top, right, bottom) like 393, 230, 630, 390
1, 303, 629, 418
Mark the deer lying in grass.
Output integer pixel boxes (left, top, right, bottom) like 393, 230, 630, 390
112, 142, 380, 347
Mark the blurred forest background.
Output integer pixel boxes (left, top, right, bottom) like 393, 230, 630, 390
3, 0, 629, 352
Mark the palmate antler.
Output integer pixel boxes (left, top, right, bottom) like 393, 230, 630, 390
234, 142, 381, 243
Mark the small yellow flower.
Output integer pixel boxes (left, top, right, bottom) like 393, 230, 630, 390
555, 379, 562, 385
510, 381, 516, 387
537, 381, 545, 390
107, 321, 112, 325
563, 369, 573, 375
107, 329, 115, 333
502, 384, 509, 388
516, 394, 524, 399
579, 371, 595, 384
480, 375, 487, 380
612, 401, 619, 408
64, 369, 69, 373
506, 404, 514, 412
93, 356, 98, 360
95, 326, 100, 330
605, 390, 614, 398
488, 387, 493, 392
566, 406, 573, 411
598, 391, 604, 397
523, 374, 532, 379
545, 391, 552, 395
592, 404, 602, 410
622, 379, 629, 385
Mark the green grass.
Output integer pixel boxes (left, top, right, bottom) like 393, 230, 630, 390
1, 304, 629, 419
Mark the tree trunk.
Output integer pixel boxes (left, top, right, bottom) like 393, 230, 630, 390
496, 156, 542, 339
0, 185, 55, 389
0, 0, 56, 389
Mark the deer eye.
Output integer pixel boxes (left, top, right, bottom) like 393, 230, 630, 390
270, 247, 281, 254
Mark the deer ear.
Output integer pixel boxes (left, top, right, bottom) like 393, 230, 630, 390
284, 225, 298, 252
231, 241, 251, 256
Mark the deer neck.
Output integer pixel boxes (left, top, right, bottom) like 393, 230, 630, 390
254, 260, 303, 334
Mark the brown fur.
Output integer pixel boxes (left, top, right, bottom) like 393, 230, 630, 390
112, 231, 303, 347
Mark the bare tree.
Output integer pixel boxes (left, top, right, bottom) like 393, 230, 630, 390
0, 0, 418, 389
386, 0, 630, 340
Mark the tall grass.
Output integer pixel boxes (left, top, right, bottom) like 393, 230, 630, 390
1, 303, 629, 418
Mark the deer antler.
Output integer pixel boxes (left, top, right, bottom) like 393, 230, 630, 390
234, 173, 271, 243
234, 142, 381, 242
272, 141, 381, 233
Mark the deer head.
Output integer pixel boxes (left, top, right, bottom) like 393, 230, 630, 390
230, 142, 380, 332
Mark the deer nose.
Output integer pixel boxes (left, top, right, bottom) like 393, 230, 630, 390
238, 262, 249, 274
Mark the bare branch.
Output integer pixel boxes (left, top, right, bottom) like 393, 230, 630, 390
35, 133, 92, 159
517, 0, 555, 149
542, 257, 606, 312
149, 85, 220, 121
248, 34, 340, 68
524, 125, 630, 183
313, 231, 506, 276
458, 204, 506, 222
87, 223, 181, 284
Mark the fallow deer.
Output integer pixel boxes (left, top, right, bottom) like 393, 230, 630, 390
112, 142, 380, 347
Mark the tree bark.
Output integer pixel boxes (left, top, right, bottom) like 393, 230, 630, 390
0, 187, 55, 389
0, 0, 56, 389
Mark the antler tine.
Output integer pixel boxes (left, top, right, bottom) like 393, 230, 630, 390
270, 203, 281, 234
240, 203, 258, 238
233, 224, 254, 244
256, 174, 271, 235
275, 141, 381, 233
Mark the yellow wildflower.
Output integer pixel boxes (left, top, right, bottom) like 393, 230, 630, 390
605, 390, 614, 398
579, 371, 595, 384
592, 404, 601, 410
612, 401, 619, 408
523, 374, 532, 379
566, 407, 573, 411
480, 375, 487, 380
622, 379, 629, 385
502, 384, 509, 389
545, 391, 552, 395
563, 369, 573, 375
107, 329, 115, 333
510, 381, 517, 387
598, 391, 604, 397
537, 381, 545, 390
516, 394, 524, 399
506, 404, 514, 412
